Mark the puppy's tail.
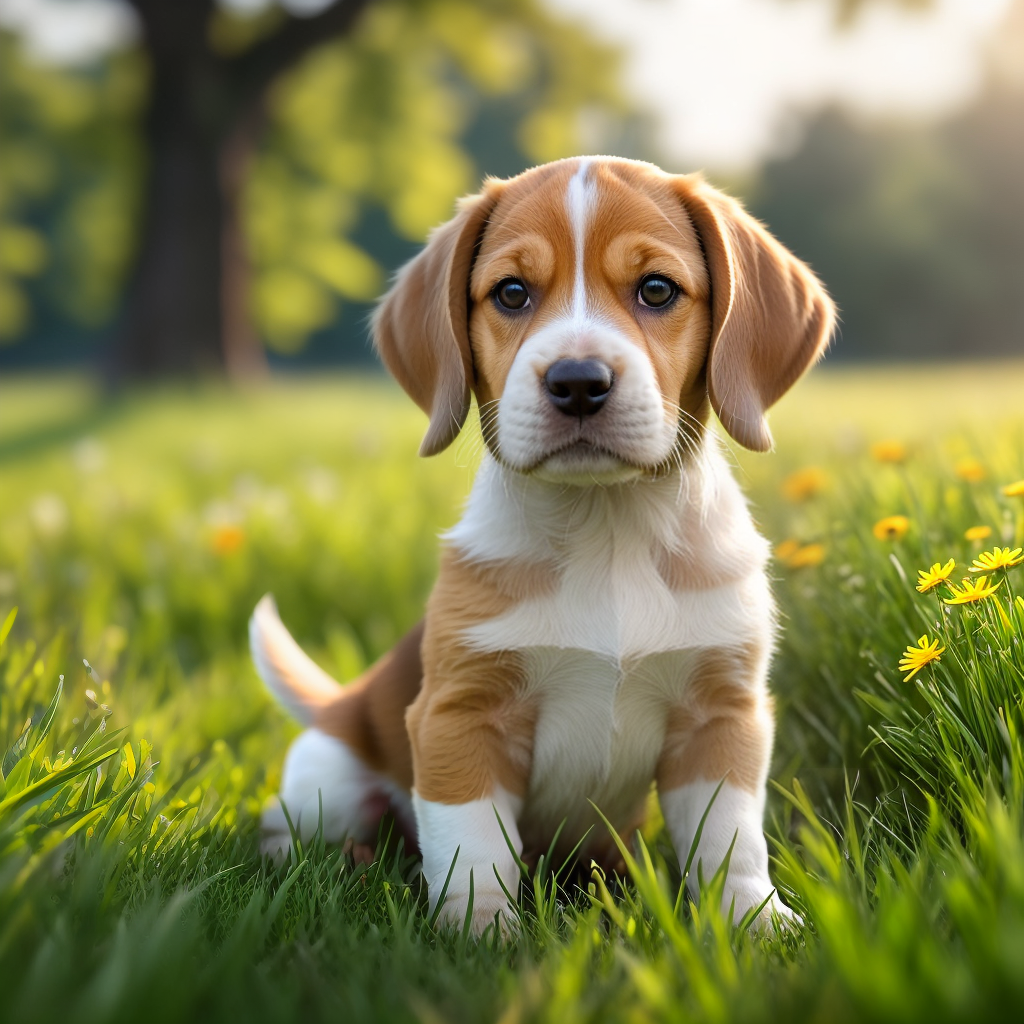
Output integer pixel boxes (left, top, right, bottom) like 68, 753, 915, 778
249, 594, 342, 726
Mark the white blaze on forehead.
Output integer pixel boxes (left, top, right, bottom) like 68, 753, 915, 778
566, 158, 597, 321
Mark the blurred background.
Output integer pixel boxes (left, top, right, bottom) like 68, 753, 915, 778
0, 0, 1021, 376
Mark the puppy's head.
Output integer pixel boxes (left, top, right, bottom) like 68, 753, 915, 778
374, 157, 834, 481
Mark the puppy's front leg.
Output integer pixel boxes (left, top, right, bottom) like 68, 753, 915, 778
657, 647, 794, 927
406, 652, 532, 936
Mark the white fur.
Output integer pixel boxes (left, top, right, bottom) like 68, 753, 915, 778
449, 450, 773, 660
660, 780, 794, 925
446, 444, 764, 570
250, 594, 341, 725
414, 788, 523, 932
261, 728, 413, 859
567, 157, 596, 321
443, 445, 777, 867
496, 319, 676, 479
494, 159, 677, 482
256, 158, 794, 928
519, 647, 695, 848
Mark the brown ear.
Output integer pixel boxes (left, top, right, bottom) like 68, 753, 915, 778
372, 183, 503, 457
673, 175, 836, 452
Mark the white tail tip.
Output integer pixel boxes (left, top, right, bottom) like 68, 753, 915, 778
249, 594, 342, 724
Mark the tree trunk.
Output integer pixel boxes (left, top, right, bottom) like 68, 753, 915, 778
111, 68, 250, 376
109, 0, 373, 380
220, 104, 267, 378
110, 0, 232, 377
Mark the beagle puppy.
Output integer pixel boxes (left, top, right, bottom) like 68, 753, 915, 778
250, 156, 834, 934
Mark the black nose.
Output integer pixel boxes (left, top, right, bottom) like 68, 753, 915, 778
543, 359, 614, 417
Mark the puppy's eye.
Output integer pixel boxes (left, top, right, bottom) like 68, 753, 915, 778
637, 275, 678, 309
494, 278, 530, 311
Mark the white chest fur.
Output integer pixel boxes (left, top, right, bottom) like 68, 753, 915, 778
518, 647, 696, 845
445, 446, 774, 842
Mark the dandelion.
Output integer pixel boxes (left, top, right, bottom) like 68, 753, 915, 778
898, 634, 945, 681
788, 543, 826, 568
211, 524, 245, 554
969, 547, 1023, 573
871, 440, 908, 464
954, 459, 986, 482
916, 558, 955, 593
781, 467, 828, 502
774, 539, 801, 563
944, 575, 1002, 605
873, 515, 910, 541
964, 525, 992, 542
1003, 480, 1024, 498
775, 539, 825, 568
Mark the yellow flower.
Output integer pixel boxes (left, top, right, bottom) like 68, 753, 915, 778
1003, 480, 1024, 498
774, 539, 825, 568
898, 634, 945, 682
781, 467, 828, 502
964, 525, 992, 542
211, 524, 245, 554
969, 547, 1024, 573
916, 558, 955, 593
774, 539, 801, 563
954, 459, 986, 482
873, 515, 910, 541
944, 575, 1003, 605
789, 543, 826, 568
871, 440, 908, 464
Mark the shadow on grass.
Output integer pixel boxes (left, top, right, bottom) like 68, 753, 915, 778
0, 395, 128, 465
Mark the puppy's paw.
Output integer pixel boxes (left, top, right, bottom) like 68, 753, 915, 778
435, 888, 519, 938
751, 894, 803, 934
725, 878, 803, 933
260, 797, 293, 863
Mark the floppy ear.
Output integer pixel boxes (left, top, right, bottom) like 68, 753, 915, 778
673, 175, 836, 452
373, 183, 504, 457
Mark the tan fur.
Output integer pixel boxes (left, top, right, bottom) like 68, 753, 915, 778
451, 552, 560, 605
310, 548, 554, 802
314, 621, 424, 791
304, 159, 828, 807
654, 524, 753, 591
656, 646, 771, 794
405, 547, 542, 804
258, 159, 832, 905
469, 161, 716, 466
671, 176, 836, 452
373, 182, 505, 456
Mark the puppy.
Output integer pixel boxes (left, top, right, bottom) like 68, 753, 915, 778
250, 156, 834, 934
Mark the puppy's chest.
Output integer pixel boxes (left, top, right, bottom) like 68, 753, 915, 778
518, 646, 696, 841
474, 541, 720, 840
463, 529, 762, 660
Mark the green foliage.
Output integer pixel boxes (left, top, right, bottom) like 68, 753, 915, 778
247, 0, 633, 351
1, 368, 1023, 1021
0, 34, 144, 340
0, 1, 640, 356
751, 62, 1024, 360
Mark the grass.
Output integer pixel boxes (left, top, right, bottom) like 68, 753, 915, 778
1, 365, 1023, 1023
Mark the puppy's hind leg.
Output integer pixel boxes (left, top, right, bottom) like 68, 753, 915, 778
250, 596, 380, 859
260, 728, 382, 861
250, 594, 423, 861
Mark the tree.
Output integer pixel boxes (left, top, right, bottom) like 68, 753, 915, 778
0, 34, 141, 351
110, 0, 374, 378
243, 0, 640, 356
1, 0, 641, 375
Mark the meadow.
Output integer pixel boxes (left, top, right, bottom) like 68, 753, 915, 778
1, 365, 1023, 1024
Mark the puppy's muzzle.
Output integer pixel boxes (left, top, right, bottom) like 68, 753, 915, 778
543, 358, 614, 418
